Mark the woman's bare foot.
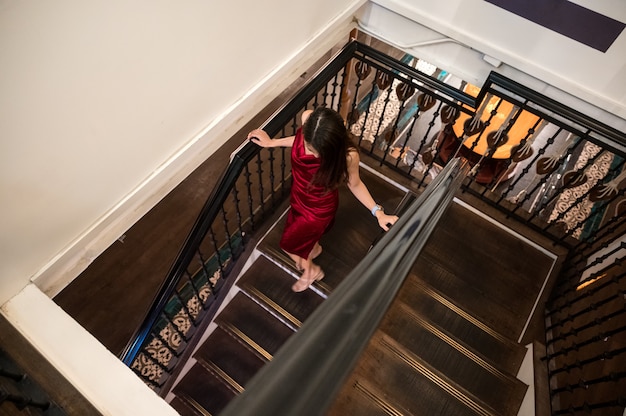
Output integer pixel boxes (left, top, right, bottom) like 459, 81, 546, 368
292, 266, 325, 292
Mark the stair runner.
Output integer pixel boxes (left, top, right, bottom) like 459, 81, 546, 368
169, 167, 553, 416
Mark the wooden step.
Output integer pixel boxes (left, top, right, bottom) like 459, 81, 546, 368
381, 303, 527, 416
413, 252, 524, 341
172, 364, 236, 416
194, 326, 267, 393
331, 334, 498, 416
236, 255, 325, 328
329, 378, 414, 416
215, 292, 295, 359
395, 276, 527, 374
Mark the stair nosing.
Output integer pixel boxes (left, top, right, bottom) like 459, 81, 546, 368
410, 277, 523, 349
178, 393, 212, 416
197, 357, 243, 394
217, 320, 273, 361
353, 379, 410, 416
238, 284, 303, 330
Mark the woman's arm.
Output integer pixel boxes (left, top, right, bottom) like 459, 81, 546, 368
247, 110, 313, 148
248, 129, 295, 148
346, 150, 399, 231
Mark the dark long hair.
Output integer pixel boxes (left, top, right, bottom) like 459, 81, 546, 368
302, 107, 357, 191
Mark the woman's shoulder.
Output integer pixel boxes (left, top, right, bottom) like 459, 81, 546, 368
301, 110, 313, 125
346, 147, 360, 165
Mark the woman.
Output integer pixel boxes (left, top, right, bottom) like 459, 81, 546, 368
248, 107, 398, 292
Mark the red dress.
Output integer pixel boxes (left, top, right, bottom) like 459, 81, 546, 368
279, 127, 339, 259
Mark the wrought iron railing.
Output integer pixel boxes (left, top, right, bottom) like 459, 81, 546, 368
120, 38, 626, 413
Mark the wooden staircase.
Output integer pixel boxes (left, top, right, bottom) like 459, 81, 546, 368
168, 167, 553, 416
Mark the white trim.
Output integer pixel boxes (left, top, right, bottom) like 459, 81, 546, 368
516, 343, 536, 416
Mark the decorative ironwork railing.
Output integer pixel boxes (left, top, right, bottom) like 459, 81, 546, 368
120, 38, 626, 412
335, 42, 625, 413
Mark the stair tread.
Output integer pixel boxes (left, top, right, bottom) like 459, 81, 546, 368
237, 255, 325, 327
172, 364, 236, 416
335, 335, 497, 416
169, 396, 203, 416
215, 292, 295, 358
396, 275, 527, 373
194, 326, 266, 390
381, 304, 527, 414
413, 255, 521, 341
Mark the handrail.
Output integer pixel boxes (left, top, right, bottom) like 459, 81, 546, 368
353, 42, 476, 106
482, 71, 626, 154
119, 140, 259, 364
220, 157, 469, 416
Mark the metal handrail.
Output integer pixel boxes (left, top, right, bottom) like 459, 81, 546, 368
220, 157, 469, 416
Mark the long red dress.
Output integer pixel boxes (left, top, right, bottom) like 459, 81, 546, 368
279, 127, 339, 259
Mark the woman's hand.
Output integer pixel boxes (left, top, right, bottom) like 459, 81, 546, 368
376, 211, 399, 231
248, 129, 273, 147
248, 129, 295, 148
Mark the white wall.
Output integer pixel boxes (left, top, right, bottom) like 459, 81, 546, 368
358, 0, 626, 129
0, 0, 364, 305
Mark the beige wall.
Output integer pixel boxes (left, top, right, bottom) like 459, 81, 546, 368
0, 0, 364, 305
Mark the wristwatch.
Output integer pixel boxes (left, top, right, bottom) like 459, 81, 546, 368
371, 204, 383, 217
